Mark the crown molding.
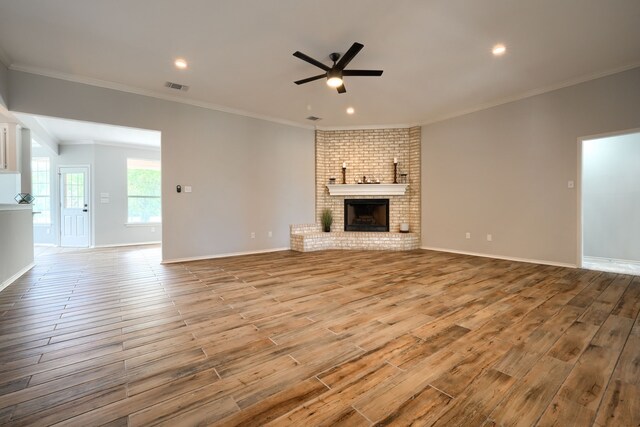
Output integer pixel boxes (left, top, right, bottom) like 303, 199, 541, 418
421, 61, 640, 127
315, 123, 419, 131
9, 64, 316, 131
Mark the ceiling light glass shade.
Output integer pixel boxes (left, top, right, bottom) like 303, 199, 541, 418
492, 44, 506, 56
327, 77, 343, 87
174, 58, 188, 69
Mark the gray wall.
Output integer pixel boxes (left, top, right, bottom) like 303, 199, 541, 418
421, 67, 640, 265
32, 143, 163, 247
0, 207, 33, 290
10, 70, 315, 261
0, 61, 8, 108
583, 132, 640, 261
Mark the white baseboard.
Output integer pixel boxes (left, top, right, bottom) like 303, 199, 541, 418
420, 246, 577, 269
583, 256, 640, 266
92, 241, 161, 248
162, 247, 291, 264
0, 262, 35, 293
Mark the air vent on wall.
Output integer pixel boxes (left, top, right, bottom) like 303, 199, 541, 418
165, 81, 189, 92
306, 116, 322, 121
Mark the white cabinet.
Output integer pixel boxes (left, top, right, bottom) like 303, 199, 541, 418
0, 123, 22, 173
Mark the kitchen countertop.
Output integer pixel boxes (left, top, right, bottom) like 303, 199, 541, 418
0, 204, 33, 211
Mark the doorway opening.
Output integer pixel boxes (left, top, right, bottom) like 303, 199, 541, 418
16, 113, 162, 250
59, 166, 90, 247
579, 129, 640, 275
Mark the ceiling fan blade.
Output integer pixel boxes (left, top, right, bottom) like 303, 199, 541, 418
335, 42, 364, 70
342, 69, 383, 76
336, 84, 346, 94
293, 51, 330, 71
294, 74, 326, 85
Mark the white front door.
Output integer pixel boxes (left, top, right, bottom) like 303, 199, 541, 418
60, 167, 90, 247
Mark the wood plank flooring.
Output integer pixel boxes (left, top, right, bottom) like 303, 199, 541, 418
0, 245, 638, 426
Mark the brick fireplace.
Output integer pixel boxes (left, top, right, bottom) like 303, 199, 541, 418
290, 126, 421, 252
316, 127, 421, 234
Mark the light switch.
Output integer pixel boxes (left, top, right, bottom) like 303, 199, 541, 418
185, 186, 192, 193
100, 192, 110, 198
100, 198, 109, 204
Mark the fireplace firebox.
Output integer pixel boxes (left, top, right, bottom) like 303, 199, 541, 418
344, 199, 389, 232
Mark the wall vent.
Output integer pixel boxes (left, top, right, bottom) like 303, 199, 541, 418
165, 81, 190, 92
306, 116, 322, 121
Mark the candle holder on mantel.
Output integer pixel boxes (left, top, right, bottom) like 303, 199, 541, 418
342, 167, 346, 184
393, 162, 398, 184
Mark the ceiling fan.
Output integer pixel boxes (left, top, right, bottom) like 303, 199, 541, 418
293, 42, 383, 94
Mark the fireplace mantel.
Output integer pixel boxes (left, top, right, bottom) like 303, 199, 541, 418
327, 184, 409, 196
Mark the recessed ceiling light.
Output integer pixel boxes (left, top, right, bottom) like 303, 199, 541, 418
346, 107, 355, 115
492, 44, 506, 56
174, 58, 188, 69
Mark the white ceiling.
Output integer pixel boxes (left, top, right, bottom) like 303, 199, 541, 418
15, 113, 161, 149
1, 0, 639, 128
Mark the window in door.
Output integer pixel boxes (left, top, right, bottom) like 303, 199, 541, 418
127, 158, 161, 224
64, 172, 85, 209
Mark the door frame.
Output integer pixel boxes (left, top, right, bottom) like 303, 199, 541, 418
576, 126, 640, 269
58, 164, 93, 247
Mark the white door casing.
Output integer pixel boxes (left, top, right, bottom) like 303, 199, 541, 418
60, 166, 90, 247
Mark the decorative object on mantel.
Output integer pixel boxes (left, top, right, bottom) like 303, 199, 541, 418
321, 208, 333, 232
400, 222, 410, 233
14, 193, 35, 204
342, 162, 346, 184
327, 183, 409, 196
358, 176, 380, 184
329, 177, 336, 185
393, 157, 398, 184
400, 172, 408, 184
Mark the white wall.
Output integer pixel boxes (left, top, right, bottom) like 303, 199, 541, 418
421, 67, 640, 266
93, 144, 161, 246
0, 173, 20, 204
583, 132, 640, 261
9, 70, 316, 261
32, 143, 163, 247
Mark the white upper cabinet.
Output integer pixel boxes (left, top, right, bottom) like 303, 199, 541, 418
0, 123, 22, 173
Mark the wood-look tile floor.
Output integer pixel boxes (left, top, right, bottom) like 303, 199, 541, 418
0, 246, 638, 426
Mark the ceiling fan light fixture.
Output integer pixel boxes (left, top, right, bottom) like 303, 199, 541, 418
327, 76, 343, 87
326, 68, 343, 87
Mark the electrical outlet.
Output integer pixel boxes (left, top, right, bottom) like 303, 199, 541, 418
465, 232, 471, 239
250, 232, 255, 239
268, 231, 272, 238
567, 180, 574, 189
487, 234, 492, 241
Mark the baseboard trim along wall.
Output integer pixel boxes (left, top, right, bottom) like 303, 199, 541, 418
92, 241, 162, 248
162, 247, 291, 264
421, 246, 577, 269
583, 255, 640, 266
0, 262, 35, 293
